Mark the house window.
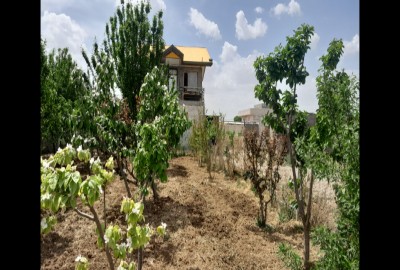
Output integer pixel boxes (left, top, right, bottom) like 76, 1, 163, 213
184, 72, 197, 89
183, 71, 200, 101
184, 73, 188, 87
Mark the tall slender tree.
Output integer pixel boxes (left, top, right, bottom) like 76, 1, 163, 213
86, 0, 165, 125
254, 24, 315, 269
81, 0, 166, 195
300, 39, 360, 269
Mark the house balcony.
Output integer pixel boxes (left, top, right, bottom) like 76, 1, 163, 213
179, 86, 204, 102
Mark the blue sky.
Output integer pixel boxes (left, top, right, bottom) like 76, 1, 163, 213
41, 0, 359, 120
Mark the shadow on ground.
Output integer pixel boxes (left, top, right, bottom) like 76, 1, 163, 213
41, 232, 71, 261
167, 164, 189, 178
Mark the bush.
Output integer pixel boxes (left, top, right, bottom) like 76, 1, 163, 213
189, 113, 225, 178
278, 243, 303, 270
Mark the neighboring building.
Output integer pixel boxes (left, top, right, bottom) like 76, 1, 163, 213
237, 103, 272, 132
223, 121, 259, 135
161, 44, 213, 148
234, 103, 316, 135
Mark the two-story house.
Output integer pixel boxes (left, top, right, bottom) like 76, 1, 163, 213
161, 45, 213, 148
161, 45, 212, 119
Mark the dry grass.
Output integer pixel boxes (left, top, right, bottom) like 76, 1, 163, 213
41, 156, 331, 270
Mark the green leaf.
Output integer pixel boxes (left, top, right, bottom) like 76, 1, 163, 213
71, 171, 81, 183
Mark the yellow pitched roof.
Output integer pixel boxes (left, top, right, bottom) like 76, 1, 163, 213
165, 45, 212, 63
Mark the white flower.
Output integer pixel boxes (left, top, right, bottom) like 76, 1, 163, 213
161, 222, 167, 229
75, 255, 87, 263
132, 207, 140, 215
41, 218, 48, 229
126, 237, 132, 248
77, 145, 82, 152
41, 193, 51, 200
42, 160, 50, 169
89, 157, 94, 164
118, 242, 128, 250
104, 234, 109, 244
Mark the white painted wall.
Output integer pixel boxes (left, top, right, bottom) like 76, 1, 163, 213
179, 104, 204, 151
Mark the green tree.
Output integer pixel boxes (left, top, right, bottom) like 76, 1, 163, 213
189, 114, 225, 179
93, 0, 165, 126
298, 39, 360, 269
41, 145, 167, 270
40, 39, 88, 153
233, 115, 242, 122
41, 145, 116, 269
253, 24, 315, 269
134, 66, 191, 200
80, 0, 166, 196
82, 1, 165, 197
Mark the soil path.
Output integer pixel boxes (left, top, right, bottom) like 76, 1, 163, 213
41, 156, 308, 270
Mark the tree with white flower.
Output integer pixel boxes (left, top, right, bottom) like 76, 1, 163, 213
42, 145, 167, 270
75, 255, 89, 270
99, 197, 167, 270
41, 144, 116, 269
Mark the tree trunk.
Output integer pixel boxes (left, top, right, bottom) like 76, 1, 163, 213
286, 106, 311, 269
118, 155, 132, 198
303, 171, 314, 270
104, 187, 107, 228
151, 179, 159, 201
304, 223, 311, 270
122, 171, 132, 198
137, 247, 143, 270
88, 205, 114, 270
258, 193, 266, 227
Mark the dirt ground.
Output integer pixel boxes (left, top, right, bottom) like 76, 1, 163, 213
41, 155, 333, 270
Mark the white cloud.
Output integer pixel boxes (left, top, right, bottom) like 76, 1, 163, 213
41, 11, 88, 68
296, 76, 318, 113
310, 32, 320, 50
255, 7, 264, 14
235, 10, 268, 40
274, 75, 318, 114
41, 0, 75, 11
204, 41, 318, 119
188, 8, 221, 40
219, 42, 240, 63
154, 0, 166, 10
343, 34, 359, 56
271, 0, 301, 17
115, 0, 166, 10
203, 42, 263, 120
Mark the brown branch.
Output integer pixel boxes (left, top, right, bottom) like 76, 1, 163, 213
127, 171, 139, 183
118, 155, 132, 198
88, 203, 115, 270
74, 208, 94, 221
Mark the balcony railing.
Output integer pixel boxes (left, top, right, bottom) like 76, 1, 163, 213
179, 86, 204, 101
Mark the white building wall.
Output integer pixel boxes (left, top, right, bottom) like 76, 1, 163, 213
179, 104, 204, 151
